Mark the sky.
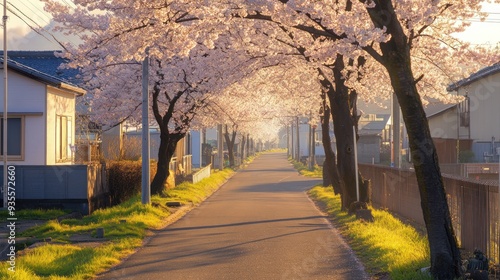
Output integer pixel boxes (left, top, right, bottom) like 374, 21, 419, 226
0, 0, 499, 51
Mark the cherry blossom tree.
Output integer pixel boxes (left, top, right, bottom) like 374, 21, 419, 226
76, 47, 227, 194
197, 60, 323, 164
44, 0, 500, 277
231, 0, 498, 277
236, 18, 373, 210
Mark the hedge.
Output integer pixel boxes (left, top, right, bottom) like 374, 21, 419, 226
107, 161, 158, 205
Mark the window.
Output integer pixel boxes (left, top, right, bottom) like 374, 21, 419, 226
0, 117, 24, 160
459, 97, 470, 127
56, 115, 73, 162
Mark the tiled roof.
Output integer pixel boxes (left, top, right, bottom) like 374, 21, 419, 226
447, 62, 500, 91
1, 50, 82, 85
1, 51, 85, 95
358, 114, 390, 136
424, 102, 456, 118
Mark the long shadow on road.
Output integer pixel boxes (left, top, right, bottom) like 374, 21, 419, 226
97, 153, 368, 280
163, 215, 327, 232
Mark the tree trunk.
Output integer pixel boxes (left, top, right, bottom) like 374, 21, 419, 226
151, 131, 184, 195
388, 58, 461, 279
389, 58, 460, 280
363, 1, 462, 278
240, 134, 246, 163
224, 125, 237, 167
327, 55, 370, 210
319, 90, 343, 195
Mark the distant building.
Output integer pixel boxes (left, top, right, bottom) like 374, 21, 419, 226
284, 117, 328, 165
428, 62, 500, 163
357, 114, 391, 164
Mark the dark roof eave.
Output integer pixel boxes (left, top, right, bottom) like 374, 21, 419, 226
59, 83, 86, 96
447, 62, 500, 92
2, 60, 85, 96
426, 104, 457, 118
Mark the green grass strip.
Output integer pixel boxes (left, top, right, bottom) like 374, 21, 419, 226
0, 209, 69, 220
308, 185, 431, 280
289, 158, 323, 178
0, 168, 234, 280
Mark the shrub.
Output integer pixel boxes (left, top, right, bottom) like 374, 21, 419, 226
108, 161, 158, 205
459, 150, 475, 163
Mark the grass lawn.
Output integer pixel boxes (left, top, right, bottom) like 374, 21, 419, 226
308, 186, 431, 280
0, 209, 69, 221
290, 159, 323, 178
0, 169, 234, 280
290, 158, 431, 279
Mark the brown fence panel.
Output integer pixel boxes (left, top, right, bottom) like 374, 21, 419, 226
87, 163, 110, 213
489, 187, 500, 265
360, 164, 499, 263
360, 165, 424, 225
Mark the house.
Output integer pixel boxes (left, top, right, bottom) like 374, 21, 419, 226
2, 51, 103, 164
428, 62, 500, 163
357, 114, 391, 164
284, 117, 328, 165
0, 53, 107, 214
122, 127, 193, 175
0, 54, 85, 165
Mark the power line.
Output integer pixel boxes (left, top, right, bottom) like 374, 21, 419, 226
1, 2, 54, 45
17, 0, 52, 26
464, 19, 500, 23
1, 2, 78, 49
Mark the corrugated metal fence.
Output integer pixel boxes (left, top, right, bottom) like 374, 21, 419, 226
0, 164, 108, 214
359, 164, 500, 263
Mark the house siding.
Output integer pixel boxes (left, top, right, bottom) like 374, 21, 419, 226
0, 70, 46, 165
458, 71, 500, 141
46, 87, 77, 165
190, 130, 203, 168
428, 106, 461, 139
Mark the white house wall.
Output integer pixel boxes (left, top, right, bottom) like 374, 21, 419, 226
24, 116, 46, 165
458, 71, 500, 141
428, 107, 461, 140
46, 87, 77, 165
298, 123, 326, 158
0, 70, 47, 165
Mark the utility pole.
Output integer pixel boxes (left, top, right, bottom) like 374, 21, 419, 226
290, 121, 294, 159
141, 50, 150, 205
353, 126, 359, 202
218, 124, 224, 170
296, 117, 300, 161
392, 93, 401, 168
308, 122, 313, 169
286, 124, 290, 157
2, 1, 8, 208
312, 124, 316, 166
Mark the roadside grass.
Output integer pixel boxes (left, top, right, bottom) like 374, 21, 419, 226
308, 185, 431, 280
0, 168, 234, 280
290, 159, 323, 178
264, 148, 287, 153
0, 209, 69, 220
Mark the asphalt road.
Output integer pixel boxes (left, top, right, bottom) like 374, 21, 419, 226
97, 152, 368, 280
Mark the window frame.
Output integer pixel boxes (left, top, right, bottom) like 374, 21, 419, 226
0, 116, 25, 161
56, 114, 73, 163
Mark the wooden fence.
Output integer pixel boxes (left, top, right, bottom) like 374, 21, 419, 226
359, 164, 500, 263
